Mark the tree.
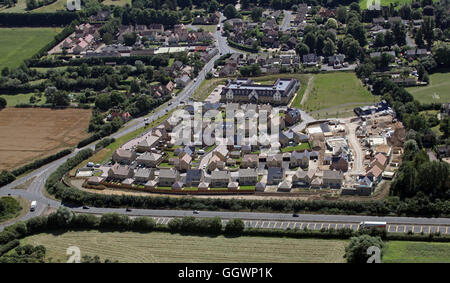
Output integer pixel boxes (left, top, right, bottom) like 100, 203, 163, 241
48, 206, 73, 227
223, 4, 238, 19
415, 28, 424, 47
102, 32, 113, 45
336, 6, 347, 24
123, 32, 137, 46
0, 97, 6, 109
44, 86, 69, 107
251, 7, 263, 22
392, 21, 406, 46
95, 93, 111, 111
304, 33, 316, 52
384, 31, 394, 48
325, 18, 338, 30
344, 235, 384, 263
433, 42, 450, 67
374, 32, 385, 47
343, 37, 360, 61
322, 39, 336, 57
295, 43, 310, 57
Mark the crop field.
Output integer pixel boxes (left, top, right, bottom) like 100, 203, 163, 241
405, 71, 450, 104
383, 241, 450, 263
0, 108, 91, 171
0, 27, 62, 70
303, 72, 377, 118
22, 230, 347, 263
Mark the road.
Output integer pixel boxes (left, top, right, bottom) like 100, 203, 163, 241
280, 10, 292, 31
66, 207, 450, 234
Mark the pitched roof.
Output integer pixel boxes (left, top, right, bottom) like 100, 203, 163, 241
239, 168, 257, 178
323, 170, 343, 180
211, 170, 231, 180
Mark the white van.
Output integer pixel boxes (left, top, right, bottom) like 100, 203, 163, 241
30, 201, 37, 212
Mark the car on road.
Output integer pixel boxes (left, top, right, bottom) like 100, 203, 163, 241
194, 78, 197, 82
168, 102, 172, 105
83, 206, 90, 209
126, 208, 132, 212
193, 210, 199, 214
292, 213, 299, 217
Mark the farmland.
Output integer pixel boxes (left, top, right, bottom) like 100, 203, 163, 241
0, 108, 91, 171
383, 241, 450, 263
22, 230, 347, 263
302, 72, 378, 118
359, 0, 440, 9
0, 27, 62, 70
405, 71, 450, 104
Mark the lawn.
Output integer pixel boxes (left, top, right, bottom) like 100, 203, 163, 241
0, 27, 62, 70
383, 241, 450, 263
303, 72, 377, 116
406, 71, 450, 104
0, 93, 46, 107
102, 0, 132, 6
280, 142, 311, 153
192, 78, 226, 101
21, 230, 347, 263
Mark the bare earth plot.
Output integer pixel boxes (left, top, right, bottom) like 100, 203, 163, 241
22, 231, 347, 263
0, 108, 91, 171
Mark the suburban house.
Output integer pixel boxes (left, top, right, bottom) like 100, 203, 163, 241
267, 167, 284, 185
267, 154, 283, 168
134, 168, 155, 183
112, 149, 137, 164
158, 168, 179, 187
285, 108, 302, 125
185, 169, 204, 187
136, 135, 160, 152
292, 168, 316, 187
322, 170, 344, 188
238, 168, 258, 185
108, 164, 134, 180
330, 153, 349, 172
241, 154, 259, 168
136, 152, 164, 167
210, 170, 231, 188
176, 152, 192, 171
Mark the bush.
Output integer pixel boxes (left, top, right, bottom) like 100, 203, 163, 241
95, 137, 115, 151
0, 170, 15, 187
344, 235, 384, 263
25, 216, 48, 235
0, 240, 20, 256
100, 213, 130, 230
224, 219, 245, 235
131, 216, 156, 232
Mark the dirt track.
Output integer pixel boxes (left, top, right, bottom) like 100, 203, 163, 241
0, 108, 91, 171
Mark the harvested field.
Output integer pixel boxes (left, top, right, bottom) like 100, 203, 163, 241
22, 230, 347, 263
0, 108, 91, 171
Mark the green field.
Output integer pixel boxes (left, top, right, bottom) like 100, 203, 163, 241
102, 0, 132, 6
0, 27, 62, 70
0, 93, 46, 106
406, 71, 450, 104
21, 230, 347, 263
303, 72, 377, 118
0, 0, 68, 13
359, 0, 440, 9
383, 241, 450, 263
